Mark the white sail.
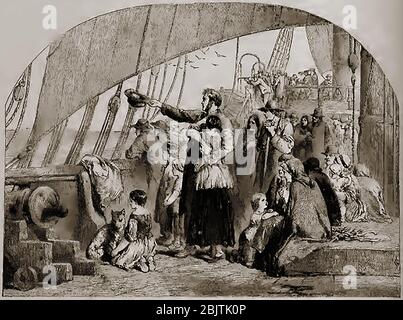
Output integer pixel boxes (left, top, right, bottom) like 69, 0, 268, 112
28, 3, 325, 146
306, 24, 333, 77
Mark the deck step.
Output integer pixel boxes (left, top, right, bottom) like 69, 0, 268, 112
280, 242, 400, 276
72, 259, 98, 276
278, 221, 400, 277
49, 263, 74, 284
5, 220, 28, 245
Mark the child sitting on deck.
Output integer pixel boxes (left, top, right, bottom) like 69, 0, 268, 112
111, 190, 156, 273
238, 193, 279, 268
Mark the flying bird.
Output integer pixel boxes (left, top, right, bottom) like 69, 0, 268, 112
212, 63, 219, 67
171, 64, 183, 69
201, 47, 210, 54
187, 59, 195, 64
195, 54, 206, 60
190, 65, 200, 69
214, 50, 226, 58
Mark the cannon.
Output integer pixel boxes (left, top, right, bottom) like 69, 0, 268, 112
5, 186, 68, 232
4, 186, 71, 291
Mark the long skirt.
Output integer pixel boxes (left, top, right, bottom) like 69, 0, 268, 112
344, 190, 368, 222
187, 188, 235, 247
111, 236, 156, 269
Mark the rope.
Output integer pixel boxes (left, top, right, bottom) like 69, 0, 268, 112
267, 28, 285, 72
148, 63, 169, 120
148, 57, 183, 122
142, 70, 154, 118
42, 119, 68, 166
93, 83, 122, 156
146, 65, 160, 119
151, 65, 160, 99
267, 28, 293, 73
5, 72, 24, 116
176, 55, 188, 108
6, 64, 32, 150
6, 70, 28, 127
6, 97, 23, 128
65, 96, 99, 164
280, 28, 294, 71
158, 63, 168, 101
223, 37, 240, 110
112, 75, 143, 160
164, 56, 182, 104
5, 88, 14, 116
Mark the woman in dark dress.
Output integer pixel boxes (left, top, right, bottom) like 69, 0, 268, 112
187, 115, 235, 260
293, 115, 312, 161
284, 158, 331, 239
303, 157, 342, 226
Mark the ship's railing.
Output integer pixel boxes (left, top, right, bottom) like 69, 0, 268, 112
6, 54, 190, 169
285, 84, 354, 106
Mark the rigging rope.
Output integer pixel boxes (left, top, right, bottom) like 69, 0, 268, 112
5, 72, 24, 116
151, 65, 160, 99
176, 55, 188, 108
148, 63, 169, 121
267, 27, 293, 73
42, 118, 68, 166
93, 82, 123, 156
112, 75, 143, 160
146, 65, 161, 119
6, 70, 28, 127
147, 56, 183, 122
5, 88, 14, 117
158, 63, 168, 101
65, 96, 99, 164
164, 56, 183, 104
236, 28, 293, 125
6, 96, 23, 128
142, 70, 154, 118
6, 64, 32, 150
223, 37, 240, 110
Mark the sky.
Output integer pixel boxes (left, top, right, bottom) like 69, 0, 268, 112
5, 26, 319, 133
2, 0, 403, 107
2, 0, 403, 153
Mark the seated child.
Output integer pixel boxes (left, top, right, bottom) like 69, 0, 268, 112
238, 193, 279, 268
111, 190, 156, 272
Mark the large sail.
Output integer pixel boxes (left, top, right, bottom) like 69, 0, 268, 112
305, 24, 333, 76
27, 3, 325, 146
